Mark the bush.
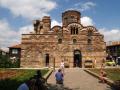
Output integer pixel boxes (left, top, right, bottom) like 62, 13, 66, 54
114, 80, 120, 90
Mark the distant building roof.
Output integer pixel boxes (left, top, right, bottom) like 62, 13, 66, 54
0, 48, 8, 53
9, 44, 21, 48
107, 41, 120, 46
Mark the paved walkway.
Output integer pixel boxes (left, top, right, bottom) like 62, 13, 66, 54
47, 68, 114, 90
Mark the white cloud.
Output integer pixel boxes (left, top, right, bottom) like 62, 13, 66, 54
73, 2, 96, 11
80, 2, 96, 11
19, 25, 34, 34
51, 20, 62, 27
0, 19, 34, 50
0, 0, 57, 19
99, 28, 120, 42
81, 16, 120, 42
0, 19, 19, 50
81, 16, 94, 26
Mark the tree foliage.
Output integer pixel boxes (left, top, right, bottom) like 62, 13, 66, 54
0, 54, 20, 68
117, 47, 120, 57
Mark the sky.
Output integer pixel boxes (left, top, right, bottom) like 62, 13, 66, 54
0, 0, 120, 50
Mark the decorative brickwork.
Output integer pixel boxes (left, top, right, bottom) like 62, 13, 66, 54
21, 10, 106, 68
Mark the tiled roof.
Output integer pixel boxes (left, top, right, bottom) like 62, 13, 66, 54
9, 44, 21, 48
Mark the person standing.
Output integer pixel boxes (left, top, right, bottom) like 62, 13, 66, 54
102, 59, 106, 68
60, 60, 65, 74
76, 59, 79, 67
94, 58, 96, 68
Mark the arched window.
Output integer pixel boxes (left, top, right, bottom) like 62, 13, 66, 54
64, 17, 68, 25
88, 39, 92, 44
45, 54, 49, 66
58, 39, 62, 44
73, 27, 76, 34
76, 28, 78, 34
70, 16, 75, 22
71, 27, 73, 34
71, 16, 74, 19
88, 30, 92, 36
73, 39, 77, 44
71, 26, 78, 35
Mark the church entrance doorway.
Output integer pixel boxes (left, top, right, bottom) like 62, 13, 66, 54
74, 50, 82, 67
45, 54, 49, 67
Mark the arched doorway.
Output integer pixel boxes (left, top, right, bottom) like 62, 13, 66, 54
74, 50, 82, 67
45, 54, 49, 66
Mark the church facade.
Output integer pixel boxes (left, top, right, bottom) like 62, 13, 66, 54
21, 10, 106, 68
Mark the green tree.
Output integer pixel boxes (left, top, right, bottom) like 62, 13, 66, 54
117, 47, 120, 57
0, 54, 20, 68
0, 54, 11, 68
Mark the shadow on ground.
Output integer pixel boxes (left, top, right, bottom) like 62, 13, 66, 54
106, 86, 116, 90
47, 83, 115, 90
47, 83, 74, 90
98, 80, 116, 90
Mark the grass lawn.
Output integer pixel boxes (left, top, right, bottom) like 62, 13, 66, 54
0, 69, 49, 90
89, 68, 120, 81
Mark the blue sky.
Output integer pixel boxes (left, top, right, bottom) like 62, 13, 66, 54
0, 0, 120, 50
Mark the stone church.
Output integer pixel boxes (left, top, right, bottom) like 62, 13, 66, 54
21, 10, 106, 68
